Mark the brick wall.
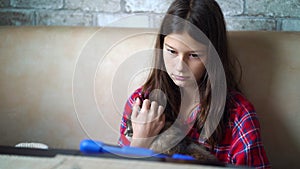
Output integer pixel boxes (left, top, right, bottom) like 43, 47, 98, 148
0, 0, 299, 31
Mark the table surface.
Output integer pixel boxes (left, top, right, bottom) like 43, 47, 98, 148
0, 146, 238, 169
0, 154, 234, 169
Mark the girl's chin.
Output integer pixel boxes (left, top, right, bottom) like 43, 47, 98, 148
173, 79, 195, 88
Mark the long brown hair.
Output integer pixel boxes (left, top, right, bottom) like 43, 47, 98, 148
142, 0, 241, 148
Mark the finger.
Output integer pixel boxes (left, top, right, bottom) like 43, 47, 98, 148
157, 105, 165, 117
141, 99, 150, 113
132, 97, 141, 118
149, 101, 158, 116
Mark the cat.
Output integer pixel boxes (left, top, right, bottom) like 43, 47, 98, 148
125, 120, 222, 165
149, 122, 220, 163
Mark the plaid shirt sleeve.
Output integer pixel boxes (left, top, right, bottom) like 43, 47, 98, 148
118, 87, 143, 147
229, 92, 271, 168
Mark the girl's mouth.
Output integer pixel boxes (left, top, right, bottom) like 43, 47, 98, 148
173, 74, 189, 81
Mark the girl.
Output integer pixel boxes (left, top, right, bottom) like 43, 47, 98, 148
119, 0, 270, 168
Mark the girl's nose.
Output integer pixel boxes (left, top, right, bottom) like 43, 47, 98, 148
175, 54, 187, 72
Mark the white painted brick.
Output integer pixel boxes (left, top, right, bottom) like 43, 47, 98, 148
65, 0, 121, 12
0, 10, 34, 26
11, 0, 63, 9
282, 19, 300, 31
0, 0, 10, 7
1, 0, 299, 31
216, 0, 243, 16
225, 17, 276, 31
36, 11, 94, 26
124, 0, 173, 13
246, 0, 300, 17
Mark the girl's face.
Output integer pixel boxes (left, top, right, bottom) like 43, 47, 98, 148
163, 32, 207, 88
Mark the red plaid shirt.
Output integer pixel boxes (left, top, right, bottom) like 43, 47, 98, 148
118, 87, 271, 168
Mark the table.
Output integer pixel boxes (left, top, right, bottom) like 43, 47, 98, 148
0, 146, 236, 169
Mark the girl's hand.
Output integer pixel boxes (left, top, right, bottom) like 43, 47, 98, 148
130, 98, 165, 148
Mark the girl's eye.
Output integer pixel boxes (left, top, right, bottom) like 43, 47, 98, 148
166, 48, 177, 55
190, 53, 201, 58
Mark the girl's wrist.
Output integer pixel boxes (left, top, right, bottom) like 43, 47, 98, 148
130, 136, 155, 148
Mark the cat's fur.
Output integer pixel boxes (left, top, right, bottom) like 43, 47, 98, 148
149, 122, 219, 163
